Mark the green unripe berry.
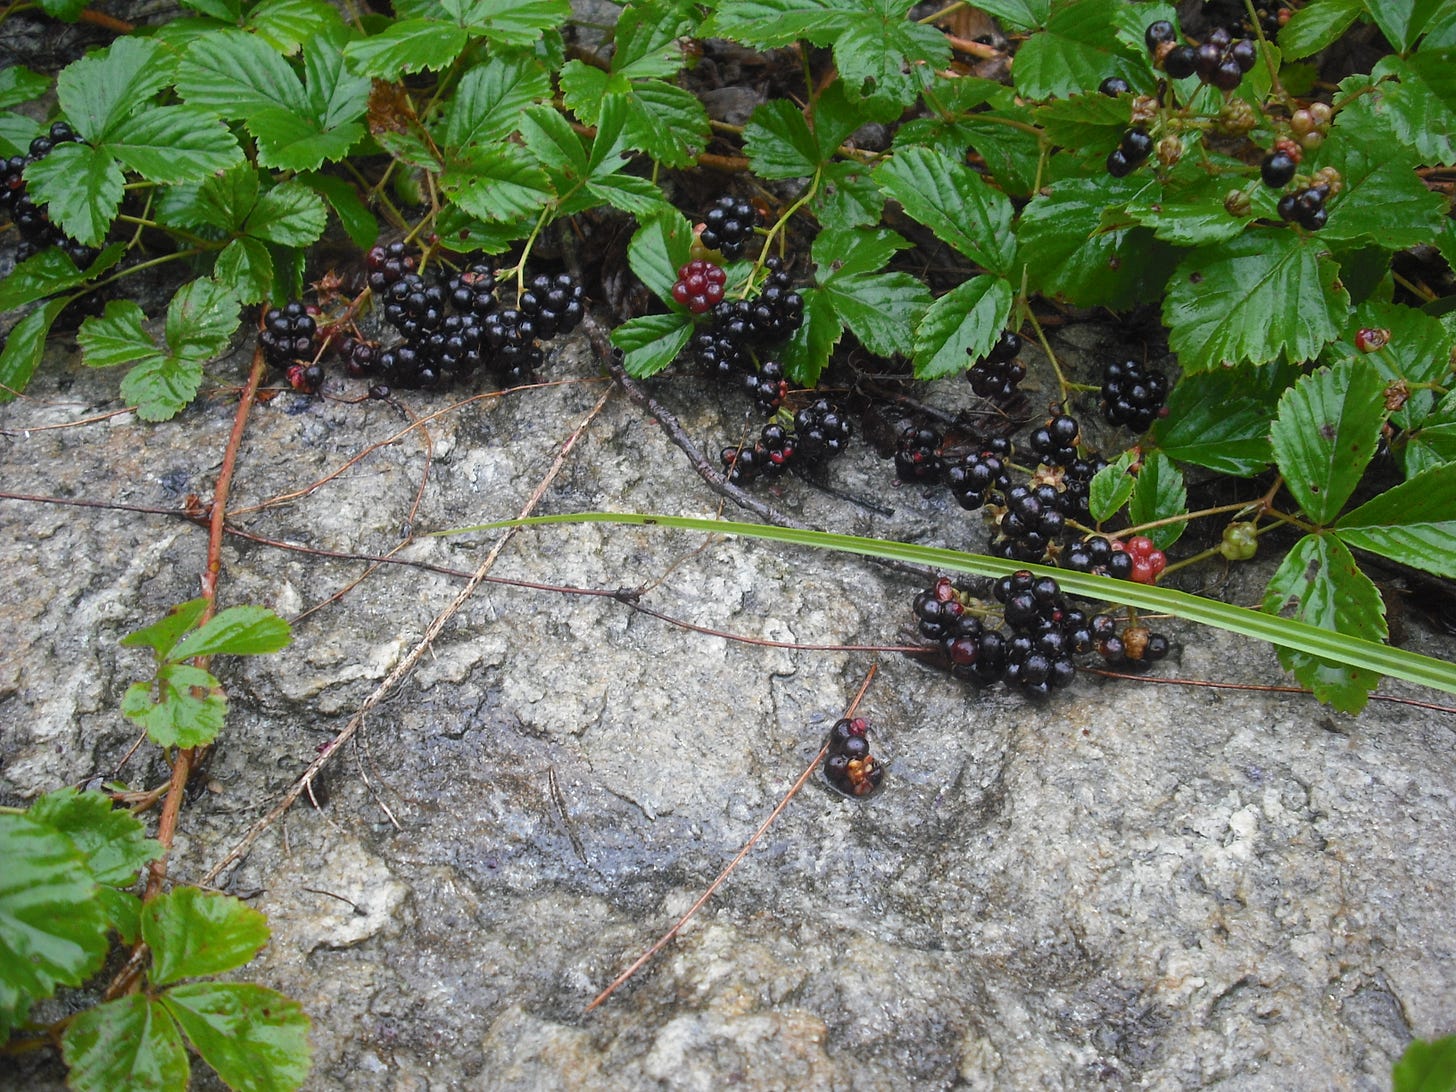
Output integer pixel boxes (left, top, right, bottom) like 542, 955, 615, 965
1220, 522, 1258, 561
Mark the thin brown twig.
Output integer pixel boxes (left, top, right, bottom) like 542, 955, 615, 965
585, 665, 878, 1012
199, 385, 615, 887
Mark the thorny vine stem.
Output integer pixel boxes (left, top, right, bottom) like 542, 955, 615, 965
199, 385, 614, 887
585, 664, 879, 1011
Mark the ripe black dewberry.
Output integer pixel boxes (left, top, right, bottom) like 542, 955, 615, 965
445, 263, 497, 317
944, 446, 1010, 511
1099, 76, 1131, 96
366, 241, 417, 294
1100, 359, 1169, 433
482, 308, 543, 384
519, 272, 585, 340
259, 301, 318, 367
700, 195, 758, 258
672, 259, 727, 314
746, 258, 804, 342
823, 717, 883, 797
1028, 414, 1081, 467
894, 426, 944, 483
1061, 536, 1134, 581
1121, 128, 1153, 164
744, 360, 789, 413
967, 330, 1025, 402
383, 273, 447, 340
1107, 149, 1134, 178
793, 399, 851, 464
1261, 150, 1297, 189
994, 484, 1067, 563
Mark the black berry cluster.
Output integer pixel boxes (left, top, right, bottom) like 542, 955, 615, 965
1100, 359, 1169, 433
823, 717, 884, 797
699, 195, 758, 259
1277, 184, 1330, 230
689, 258, 804, 387
366, 242, 417, 294
894, 425, 944, 483
743, 359, 789, 413
992, 484, 1068, 563
1, 122, 96, 266
720, 398, 851, 484
259, 302, 319, 368
1061, 535, 1135, 580
945, 439, 1013, 511
1027, 414, 1081, 467
1148, 21, 1256, 91
1107, 127, 1153, 178
966, 330, 1025, 403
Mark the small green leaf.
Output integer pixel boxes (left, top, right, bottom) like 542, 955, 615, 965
165, 277, 241, 360
27, 788, 162, 889
616, 77, 709, 168
0, 245, 117, 313
611, 313, 694, 378
1163, 229, 1349, 371
1336, 462, 1456, 577
248, 0, 342, 53
875, 146, 1016, 275
1392, 1035, 1456, 1092
214, 238, 277, 305
170, 605, 291, 660
0, 67, 49, 109
0, 296, 72, 401
0, 813, 108, 1040
1012, 0, 1140, 99
299, 173, 377, 249
62, 995, 191, 1092
831, 0, 949, 106
120, 357, 206, 422
1317, 130, 1449, 248
144, 888, 271, 985
911, 277, 1013, 380
442, 145, 555, 222
519, 103, 590, 184
1127, 451, 1187, 549
1262, 533, 1386, 713
24, 142, 125, 247
1279, 0, 1362, 58
1150, 368, 1279, 475
103, 105, 243, 183
779, 289, 842, 388
613, 0, 695, 78
627, 209, 694, 305
122, 599, 211, 658
1269, 361, 1387, 524
244, 181, 327, 247
705, 0, 846, 47
56, 37, 171, 142
342, 18, 468, 77
440, 54, 550, 150
161, 983, 311, 1092
1089, 450, 1137, 522
815, 161, 885, 230
743, 99, 821, 180
448, 0, 571, 46
78, 300, 155, 371
821, 270, 929, 359
122, 663, 227, 746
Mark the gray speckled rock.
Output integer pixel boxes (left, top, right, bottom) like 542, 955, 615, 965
2, 324, 1453, 1091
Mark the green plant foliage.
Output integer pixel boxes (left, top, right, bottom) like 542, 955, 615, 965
1394, 1035, 1456, 1092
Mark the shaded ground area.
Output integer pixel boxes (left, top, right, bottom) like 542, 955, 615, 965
2, 324, 1454, 1089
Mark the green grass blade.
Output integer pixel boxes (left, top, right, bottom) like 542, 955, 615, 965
438, 511, 1456, 699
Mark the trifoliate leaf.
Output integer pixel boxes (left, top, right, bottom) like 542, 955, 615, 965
122, 663, 226, 746
61, 995, 191, 1092
1127, 451, 1187, 549
744, 99, 821, 180
1262, 533, 1385, 713
612, 313, 695, 378
0, 297, 72, 402
1335, 463, 1456, 577
102, 105, 242, 183
161, 983, 311, 1092
55, 36, 171, 142
875, 146, 1016, 275
1089, 451, 1138, 522
0, 813, 108, 1040
1269, 361, 1387, 525
170, 605, 292, 660
24, 143, 125, 247
628, 209, 694, 304
1163, 229, 1349, 371
441, 54, 551, 150
342, 19, 469, 77
143, 888, 271, 985
1012, 0, 1140, 99
912, 277, 1014, 380
1278, 0, 1362, 59
244, 180, 327, 247
811, 225, 909, 278
1150, 367, 1281, 475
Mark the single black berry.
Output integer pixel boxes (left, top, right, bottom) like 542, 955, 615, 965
1261, 151, 1297, 189
1098, 76, 1131, 97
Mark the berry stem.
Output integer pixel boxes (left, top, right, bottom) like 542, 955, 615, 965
1024, 308, 1074, 405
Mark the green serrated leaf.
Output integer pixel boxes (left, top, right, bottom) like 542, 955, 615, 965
56, 37, 171, 142
170, 605, 292, 660
1270, 361, 1387, 524
448, 0, 571, 45
24, 143, 124, 247
1150, 367, 1279, 475
611, 313, 695, 378
1392, 1035, 1456, 1092
811, 225, 908, 278
342, 18, 468, 77
144, 888, 271, 985
584, 93, 634, 181
832, 0, 949, 106
103, 105, 242, 183
248, 0, 342, 53
157, 163, 258, 233
244, 180, 327, 247
161, 983, 311, 1092
1385, 50, 1456, 165
0, 813, 108, 1040
819, 269, 929, 358
875, 146, 1016, 275
1335, 462, 1456, 576
1127, 451, 1187, 548
122, 599, 212, 657
120, 356, 207, 422
0, 113, 43, 158
618, 78, 709, 168
1089, 450, 1138, 522
165, 278, 241, 360
1163, 229, 1349, 371
969, 0, 1049, 28
705, 0, 845, 47
254, 107, 365, 172
0, 67, 49, 109
1318, 129, 1449, 247
1013, 0, 1140, 99
1262, 533, 1386, 713
1279, 0, 1362, 58
912, 277, 1013, 380
177, 30, 308, 116
744, 99, 822, 180
1033, 91, 1134, 153
441, 54, 550, 150
299, 173, 376, 249
28, 789, 162, 889
78, 300, 156, 370
441, 145, 555, 222
61, 995, 190, 1092
613, 0, 695, 79
1122, 167, 1262, 247
0, 296, 73, 401
215, 237, 277, 304
779, 288, 842, 387
627, 209, 694, 304
1400, 422, 1456, 478
0, 246, 112, 313
122, 663, 226, 746
519, 104, 590, 183
181, 0, 242, 18
586, 172, 666, 217
815, 161, 885, 230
